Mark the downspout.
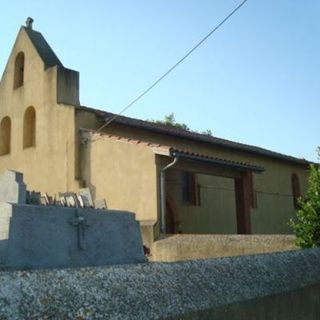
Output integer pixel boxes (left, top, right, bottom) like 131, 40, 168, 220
160, 156, 178, 234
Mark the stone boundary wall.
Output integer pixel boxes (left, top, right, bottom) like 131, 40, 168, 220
151, 234, 298, 261
1, 249, 320, 319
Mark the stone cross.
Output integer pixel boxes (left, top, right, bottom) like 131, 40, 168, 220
0, 170, 26, 204
69, 211, 90, 251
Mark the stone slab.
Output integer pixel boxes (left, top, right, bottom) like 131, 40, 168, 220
6, 205, 146, 269
79, 188, 93, 207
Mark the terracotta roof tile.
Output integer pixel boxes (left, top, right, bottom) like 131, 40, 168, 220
77, 105, 311, 166
85, 130, 263, 172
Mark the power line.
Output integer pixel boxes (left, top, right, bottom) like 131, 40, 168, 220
167, 181, 295, 198
95, 0, 249, 133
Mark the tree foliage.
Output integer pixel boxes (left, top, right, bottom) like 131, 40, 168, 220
151, 113, 213, 136
289, 147, 320, 248
153, 113, 190, 131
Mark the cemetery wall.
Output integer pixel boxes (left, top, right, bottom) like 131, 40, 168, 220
0, 249, 319, 319
150, 234, 298, 262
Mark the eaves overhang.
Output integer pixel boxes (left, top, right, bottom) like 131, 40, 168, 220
170, 149, 265, 173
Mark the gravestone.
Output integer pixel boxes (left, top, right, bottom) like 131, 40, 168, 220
94, 199, 107, 209
79, 188, 94, 207
0, 170, 26, 204
26, 191, 41, 205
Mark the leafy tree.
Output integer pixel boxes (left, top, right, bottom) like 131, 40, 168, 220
201, 129, 213, 136
151, 113, 212, 136
289, 147, 320, 248
152, 113, 190, 131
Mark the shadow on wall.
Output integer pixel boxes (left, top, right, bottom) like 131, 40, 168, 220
165, 283, 320, 320
80, 132, 96, 200
0, 239, 8, 265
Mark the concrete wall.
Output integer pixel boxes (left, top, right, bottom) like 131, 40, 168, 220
0, 28, 79, 196
150, 234, 298, 262
168, 284, 320, 320
0, 249, 319, 319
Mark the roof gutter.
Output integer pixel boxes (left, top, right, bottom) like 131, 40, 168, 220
160, 156, 179, 234
170, 150, 265, 173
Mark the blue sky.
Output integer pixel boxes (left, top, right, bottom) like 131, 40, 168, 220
1, 1, 319, 161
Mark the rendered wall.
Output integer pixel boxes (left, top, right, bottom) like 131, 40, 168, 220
98, 123, 309, 234
0, 28, 309, 238
0, 28, 79, 195
80, 132, 158, 222
166, 170, 237, 234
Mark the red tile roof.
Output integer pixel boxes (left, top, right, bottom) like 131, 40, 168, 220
77, 105, 311, 167
83, 129, 264, 173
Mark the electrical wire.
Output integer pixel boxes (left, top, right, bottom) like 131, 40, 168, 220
95, 0, 249, 133
166, 181, 295, 198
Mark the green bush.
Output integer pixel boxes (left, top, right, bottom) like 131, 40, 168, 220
289, 147, 320, 248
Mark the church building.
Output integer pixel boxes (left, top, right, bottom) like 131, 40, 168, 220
0, 20, 310, 248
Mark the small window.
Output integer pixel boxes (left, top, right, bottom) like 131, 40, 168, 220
14, 52, 25, 89
181, 172, 199, 206
291, 173, 301, 209
0, 117, 11, 155
23, 106, 36, 148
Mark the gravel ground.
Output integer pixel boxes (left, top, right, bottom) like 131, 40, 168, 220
0, 248, 320, 320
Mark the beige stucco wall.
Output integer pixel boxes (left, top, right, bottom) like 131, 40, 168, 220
0, 27, 309, 238
251, 160, 304, 234
94, 123, 309, 235
164, 160, 307, 235
80, 132, 158, 221
166, 170, 237, 234
0, 28, 79, 195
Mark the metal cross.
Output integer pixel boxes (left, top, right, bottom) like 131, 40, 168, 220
69, 211, 90, 250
